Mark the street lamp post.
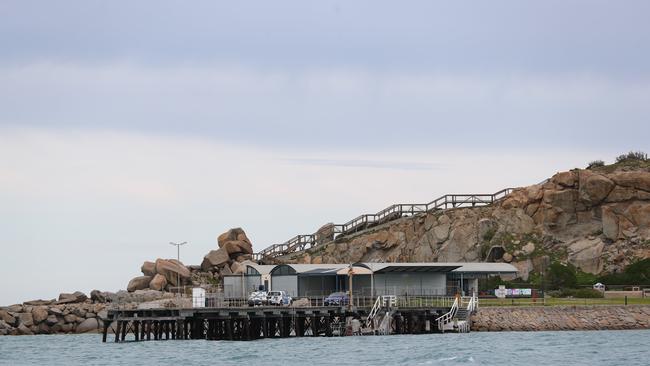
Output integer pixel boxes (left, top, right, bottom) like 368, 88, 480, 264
169, 241, 187, 297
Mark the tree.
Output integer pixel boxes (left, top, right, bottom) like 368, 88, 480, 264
546, 262, 577, 290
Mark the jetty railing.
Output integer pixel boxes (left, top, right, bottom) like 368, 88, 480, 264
255, 188, 514, 260
208, 295, 459, 309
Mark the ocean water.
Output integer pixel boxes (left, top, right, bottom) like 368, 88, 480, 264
0, 330, 649, 366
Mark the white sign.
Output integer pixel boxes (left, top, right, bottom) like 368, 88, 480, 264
192, 288, 206, 308
495, 287, 532, 298
495, 285, 507, 298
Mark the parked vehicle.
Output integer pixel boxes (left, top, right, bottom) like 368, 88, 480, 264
247, 291, 268, 306
267, 291, 292, 306
324, 292, 349, 306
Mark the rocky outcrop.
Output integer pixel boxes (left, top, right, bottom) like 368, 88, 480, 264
0, 289, 179, 336
0, 292, 106, 335
126, 258, 192, 292
283, 166, 650, 279
124, 228, 255, 293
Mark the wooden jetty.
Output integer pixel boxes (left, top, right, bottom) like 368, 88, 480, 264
102, 305, 454, 342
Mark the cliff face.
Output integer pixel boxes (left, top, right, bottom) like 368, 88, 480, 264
284, 165, 650, 280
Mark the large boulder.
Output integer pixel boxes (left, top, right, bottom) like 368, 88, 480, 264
17, 312, 34, 327
579, 172, 615, 205
0, 310, 16, 326
57, 291, 88, 304
75, 318, 99, 333
221, 240, 253, 255
90, 290, 108, 303
568, 238, 605, 274
315, 223, 335, 244
45, 315, 59, 326
141, 261, 157, 276
149, 274, 168, 291
17, 324, 33, 335
217, 228, 253, 254
201, 248, 230, 271
230, 261, 245, 274
552, 171, 577, 188
23, 299, 53, 306
610, 171, 650, 192
218, 227, 251, 246
31, 307, 48, 324
127, 275, 152, 292
155, 259, 191, 286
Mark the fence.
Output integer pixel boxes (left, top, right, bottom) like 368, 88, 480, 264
256, 188, 514, 259
206, 294, 460, 309
478, 296, 650, 307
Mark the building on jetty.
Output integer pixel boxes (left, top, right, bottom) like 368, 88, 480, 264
222, 262, 517, 299
103, 262, 515, 342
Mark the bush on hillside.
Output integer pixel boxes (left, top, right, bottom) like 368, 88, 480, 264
546, 262, 577, 290
615, 151, 648, 163
599, 258, 650, 285
586, 160, 605, 169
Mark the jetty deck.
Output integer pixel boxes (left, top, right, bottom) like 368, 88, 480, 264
103, 295, 476, 342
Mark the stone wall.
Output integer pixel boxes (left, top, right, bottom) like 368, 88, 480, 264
471, 305, 650, 332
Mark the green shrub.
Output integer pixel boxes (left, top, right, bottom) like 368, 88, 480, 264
573, 288, 603, 298
575, 269, 599, 287
546, 262, 577, 290
555, 288, 604, 298
615, 151, 648, 163
482, 227, 497, 242
599, 258, 650, 285
587, 160, 605, 169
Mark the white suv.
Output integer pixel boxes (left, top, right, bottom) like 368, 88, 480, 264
267, 290, 292, 306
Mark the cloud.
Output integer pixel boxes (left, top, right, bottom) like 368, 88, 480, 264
1, 63, 649, 150
283, 158, 441, 171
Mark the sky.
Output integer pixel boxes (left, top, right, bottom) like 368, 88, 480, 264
1, 1, 649, 305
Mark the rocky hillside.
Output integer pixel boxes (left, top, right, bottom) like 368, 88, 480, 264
282, 162, 650, 280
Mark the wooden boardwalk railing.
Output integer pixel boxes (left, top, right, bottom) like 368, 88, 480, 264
253, 188, 514, 261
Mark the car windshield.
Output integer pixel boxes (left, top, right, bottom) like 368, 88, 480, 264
269, 292, 281, 296
329, 292, 346, 297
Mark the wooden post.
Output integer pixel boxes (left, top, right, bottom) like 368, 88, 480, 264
134, 321, 140, 341
120, 321, 127, 342
114, 321, 121, 343
102, 321, 110, 343
312, 316, 320, 336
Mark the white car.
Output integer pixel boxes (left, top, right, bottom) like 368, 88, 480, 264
247, 291, 268, 306
267, 290, 292, 306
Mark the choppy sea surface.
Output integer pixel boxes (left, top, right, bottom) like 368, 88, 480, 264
1, 329, 649, 365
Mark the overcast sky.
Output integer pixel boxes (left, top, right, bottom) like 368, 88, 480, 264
1, 1, 649, 305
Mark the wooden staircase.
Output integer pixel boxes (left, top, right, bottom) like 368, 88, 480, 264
254, 188, 514, 262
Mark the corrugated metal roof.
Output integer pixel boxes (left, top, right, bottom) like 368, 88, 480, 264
448, 262, 518, 273
236, 262, 518, 275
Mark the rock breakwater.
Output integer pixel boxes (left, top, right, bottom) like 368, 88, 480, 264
471, 305, 650, 332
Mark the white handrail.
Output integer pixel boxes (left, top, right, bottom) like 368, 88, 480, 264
435, 296, 459, 332
366, 296, 382, 326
